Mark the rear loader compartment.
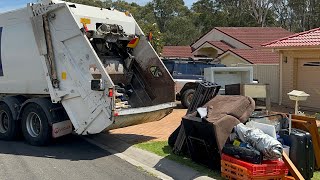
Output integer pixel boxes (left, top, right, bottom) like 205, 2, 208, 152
0, 0, 175, 145
67, 1, 175, 111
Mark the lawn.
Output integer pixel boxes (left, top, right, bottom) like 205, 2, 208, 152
314, 171, 320, 180
135, 141, 222, 179
135, 141, 320, 180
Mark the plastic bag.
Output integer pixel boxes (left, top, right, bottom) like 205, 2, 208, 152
234, 123, 283, 160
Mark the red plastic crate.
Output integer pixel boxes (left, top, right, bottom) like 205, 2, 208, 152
221, 160, 247, 179
222, 154, 288, 176
222, 172, 284, 180
221, 160, 285, 180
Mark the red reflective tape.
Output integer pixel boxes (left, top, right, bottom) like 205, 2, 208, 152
128, 38, 137, 45
83, 23, 89, 32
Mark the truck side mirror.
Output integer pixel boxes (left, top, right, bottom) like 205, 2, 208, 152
91, 79, 105, 91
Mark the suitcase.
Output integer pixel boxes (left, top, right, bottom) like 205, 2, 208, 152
279, 128, 315, 180
222, 144, 263, 164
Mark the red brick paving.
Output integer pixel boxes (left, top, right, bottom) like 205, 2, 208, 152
108, 108, 187, 144
108, 103, 320, 145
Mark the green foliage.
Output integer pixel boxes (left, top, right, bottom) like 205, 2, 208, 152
191, 0, 225, 33
163, 16, 200, 46
65, 0, 320, 52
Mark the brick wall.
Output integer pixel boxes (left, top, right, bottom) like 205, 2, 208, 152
281, 56, 295, 107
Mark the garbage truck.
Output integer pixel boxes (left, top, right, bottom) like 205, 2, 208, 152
0, 0, 175, 145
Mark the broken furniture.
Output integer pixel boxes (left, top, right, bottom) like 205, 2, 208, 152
225, 83, 271, 112
187, 81, 220, 114
283, 151, 305, 180
171, 95, 255, 169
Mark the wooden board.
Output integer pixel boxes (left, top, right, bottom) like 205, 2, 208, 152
291, 115, 320, 170
283, 151, 305, 180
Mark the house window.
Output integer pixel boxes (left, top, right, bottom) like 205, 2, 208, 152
303, 62, 320, 66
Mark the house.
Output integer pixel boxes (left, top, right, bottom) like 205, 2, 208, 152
161, 27, 293, 103
263, 28, 320, 110
161, 46, 193, 59
191, 27, 293, 66
162, 27, 293, 65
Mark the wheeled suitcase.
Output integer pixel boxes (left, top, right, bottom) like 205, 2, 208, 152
279, 128, 315, 180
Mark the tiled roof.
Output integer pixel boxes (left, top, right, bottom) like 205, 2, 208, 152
224, 49, 280, 64
215, 27, 294, 48
207, 41, 234, 51
263, 27, 320, 48
161, 46, 192, 58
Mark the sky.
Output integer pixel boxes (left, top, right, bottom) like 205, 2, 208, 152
0, 0, 198, 13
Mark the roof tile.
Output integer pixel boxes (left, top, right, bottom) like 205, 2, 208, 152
263, 27, 320, 48
161, 46, 192, 58
216, 27, 294, 48
207, 41, 234, 51
227, 49, 280, 64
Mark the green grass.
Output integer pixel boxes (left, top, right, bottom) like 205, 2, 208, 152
313, 171, 320, 180
135, 141, 320, 180
135, 141, 222, 179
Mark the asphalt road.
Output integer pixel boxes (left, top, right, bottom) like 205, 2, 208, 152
0, 135, 159, 180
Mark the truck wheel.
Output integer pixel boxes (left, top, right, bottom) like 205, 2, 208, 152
21, 103, 51, 146
0, 103, 20, 140
181, 89, 195, 108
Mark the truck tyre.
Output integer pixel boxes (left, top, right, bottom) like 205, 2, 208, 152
181, 89, 195, 108
0, 103, 20, 140
21, 103, 51, 146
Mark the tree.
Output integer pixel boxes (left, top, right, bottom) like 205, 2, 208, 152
62, 0, 320, 50
191, 0, 225, 33
286, 0, 320, 32
151, 0, 189, 32
163, 16, 200, 46
216, 0, 258, 27
247, 0, 276, 27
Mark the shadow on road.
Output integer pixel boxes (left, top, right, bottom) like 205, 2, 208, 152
103, 132, 156, 144
0, 134, 111, 161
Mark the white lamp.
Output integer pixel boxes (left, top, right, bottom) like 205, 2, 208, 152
287, 90, 310, 115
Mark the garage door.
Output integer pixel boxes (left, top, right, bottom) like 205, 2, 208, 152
297, 59, 320, 109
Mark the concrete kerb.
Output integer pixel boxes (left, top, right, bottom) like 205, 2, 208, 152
83, 133, 216, 180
